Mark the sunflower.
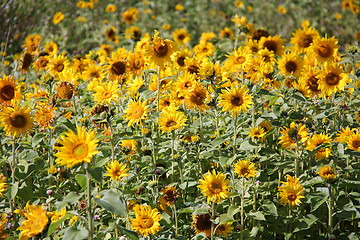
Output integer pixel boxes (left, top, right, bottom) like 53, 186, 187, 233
0, 105, 33, 138
127, 76, 144, 95
0, 74, 20, 105
293, 80, 311, 98
245, 39, 260, 53
223, 47, 252, 72
171, 49, 191, 69
48, 54, 70, 79
17, 203, 49, 240
158, 106, 187, 133
185, 82, 209, 112
158, 95, 175, 111
233, 159, 257, 178
278, 175, 304, 207
145, 31, 177, 67
318, 62, 350, 97
219, 27, 234, 39
44, 41, 58, 56
257, 48, 276, 66
54, 125, 99, 168
125, 26, 142, 41
216, 222, 233, 238
172, 28, 191, 45
298, 65, 321, 97
175, 71, 196, 94
193, 41, 215, 57
34, 105, 57, 130
306, 132, 332, 160
218, 84, 253, 116
249, 126, 265, 140
94, 82, 120, 105
198, 169, 231, 203
317, 165, 336, 181
335, 126, 355, 143
184, 56, 202, 75
55, 81, 75, 100
259, 119, 273, 133
192, 213, 212, 237
20, 53, 33, 74
290, 26, 319, 53
105, 160, 130, 181
346, 131, 360, 151
53, 12, 65, 25
0, 174, 7, 198
49, 208, 68, 223
0, 213, 9, 239
252, 29, 270, 41
105, 26, 118, 42
122, 7, 139, 24
131, 204, 162, 237
134, 33, 151, 53
279, 122, 309, 150
128, 51, 146, 74
200, 32, 217, 42
105, 4, 116, 13
309, 35, 340, 63
121, 139, 137, 155
277, 52, 304, 78
22, 34, 42, 54
124, 99, 148, 127
34, 56, 50, 72
159, 186, 179, 206
259, 35, 284, 56
104, 48, 128, 82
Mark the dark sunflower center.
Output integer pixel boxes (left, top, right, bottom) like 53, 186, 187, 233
40, 59, 48, 67
285, 61, 297, 73
190, 92, 205, 106
300, 35, 313, 48
287, 193, 297, 201
166, 120, 176, 127
55, 63, 64, 72
317, 44, 333, 58
224, 32, 231, 38
178, 34, 185, 40
230, 96, 243, 106
188, 65, 199, 74
240, 167, 249, 175
111, 61, 126, 75
165, 191, 177, 202
176, 56, 185, 66
352, 140, 360, 148
307, 76, 320, 92
1, 85, 15, 101
10, 113, 27, 128
22, 53, 33, 69
262, 55, 270, 62
263, 40, 278, 53
236, 56, 245, 64
57, 83, 74, 99
133, 30, 141, 41
209, 182, 222, 194
202, 47, 208, 52
154, 44, 169, 57
140, 216, 154, 229
325, 73, 340, 86
164, 100, 170, 106
107, 29, 115, 39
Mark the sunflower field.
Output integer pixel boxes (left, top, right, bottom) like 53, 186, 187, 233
1, 0, 360, 239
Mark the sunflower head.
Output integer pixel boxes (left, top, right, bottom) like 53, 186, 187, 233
234, 159, 257, 178
160, 186, 179, 206
0, 74, 20, 105
218, 84, 253, 116
124, 98, 148, 127
55, 81, 75, 100
317, 165, 336, 181
17, 203, 49, 239
192, 213, 212, 237
278, 175, 304, 207
198, 169, 231, 203
145, 31, 177, 67
0, 105, 33, 138
0, 174, 7, 198
20, 53, 33, 74
131, 204, 163, 237
105, 160, 130, 181
346, 131, 360, 151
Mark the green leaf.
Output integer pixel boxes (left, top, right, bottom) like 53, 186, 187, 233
262, 200, 278, 216
57, 192, 81, 209
227, 206, 240, 217
116, 226, 139, 240
17, 183, 33, 202
75, 174, 87, 189
8, 182, 18, 200
309, 193, 328, 212
345, 149, 360, 157
94, 189, 126, 216
268, 95, 280, 106
88, 167, 103, 182
62, 226, 88, 240
339, 179, 360, 190
248, 211, 266, 221
47, 212, 75, 237
291, 92, 306, 102
239, 140, 257, 151
293, 214, 317, 232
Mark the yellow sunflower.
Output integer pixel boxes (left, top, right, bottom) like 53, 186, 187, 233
104, 48, 129, 82
125, 26, 142, 41
218, 84, 253, 116
105, 4, 116, 13
171, 49, 191, 69
219, 27, 234, 39
54, 125, 99, 168
0, 213, 9, 239
105, 160, 129, 181
158, 106, 187, 133
335, 126, 355, 143
48, 54, 70, 79
145, 31, 177, 67
290, 26, 319, 53
17, 203, 48, 240
306, 132, 332, 160
159, 186, 179, 206
34, 56, 50, 72
317, 165, 336, 181
34, 105, 57, 130
0, 74, 21, 105
223, 46, 252, 72
309, 35, 340, 63
234, 159, 257, 178
216, 222, 233, 238
198, 169, 231, 203
122, 7, 139, 24
124, 99, 148, 127
185, 82, 209, 112
131, 204, 162, 237
346, 131, 360, 151
318, 62, 350, 97
94, 82, 120, 105
259, 35, 284, 56
279, 122, 309, 150
278, 175, 304, 207
277, 52, 304, 78
193, 41, 215, 57
298, 65, 321, 97
249, 126, 265, 140
22, 34, 42, 54
53, 12, 65, 25
0, 105, 33, 138
172, 28, 191, 45
44, 41, 58, 56
0, 174, 7, 198
257, 48, 276, 66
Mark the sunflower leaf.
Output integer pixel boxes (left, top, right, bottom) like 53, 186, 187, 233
62, 226, 88, 240
94, 189, 126, 217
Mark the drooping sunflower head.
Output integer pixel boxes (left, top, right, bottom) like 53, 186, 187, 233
55, 81, 75, 100
54, 125, 99, 168
105, 160, 130, 181
218, 84, 253, 116
192, 213, 212, 237
145, 31, 177, 67
234, 159, 257, 178
20, 53, 33, 74
317, 165, 336, 181
198, 169, 231, 203
0, 105, 33, 138
131, 204, 163, 237
124, 98, 149, 127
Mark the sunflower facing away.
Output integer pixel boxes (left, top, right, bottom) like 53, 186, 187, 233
124, 98, 149, 127
317, 165, 336, 181
54, 125, 99, 168
0, 105, 33, 138
234, 159, 257, 178
145, 31, 177, 66
279, 122, 309, 150
198, 169, 231, 203
306, 132, 332, 160
17, 203, 49, 240
158, 106, 187, 133
105, 160, 130, 181
278, 175, 305, 207
131, 204, 163, 237
218, 84, 253, 116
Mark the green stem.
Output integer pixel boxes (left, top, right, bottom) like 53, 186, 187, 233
240, 177, 245, 240
173, 204, 178, 236
156, 66, 161, 113
86, 164, 94, 240
328, 184, 334, 239
211, 201, 215, 240
171, 131, 175, 183
233, 114, 238, 155
11, 137, 16, 184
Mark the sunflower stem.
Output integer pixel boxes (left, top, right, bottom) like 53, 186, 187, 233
173, 204, 178, 236
240, 177, 245, 240
295, 143, 300, 179
171, 131, 175, 183
85, 164, 94, 240
211, 201, 215, 240
156, 66, 161, 113
328, 183, 334, 239
233, 114, 238, 155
